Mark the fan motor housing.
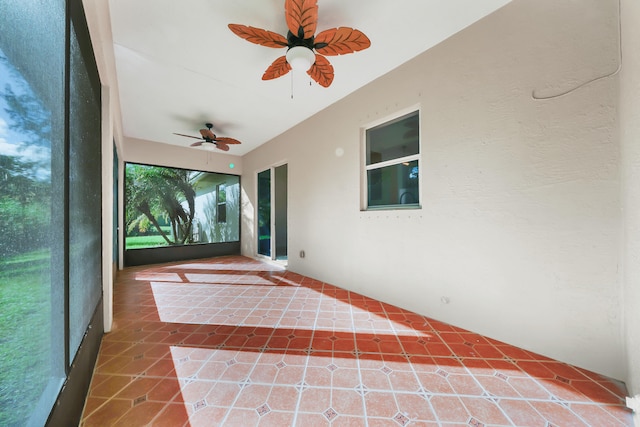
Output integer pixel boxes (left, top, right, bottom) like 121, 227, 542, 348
287, 31, 315, 50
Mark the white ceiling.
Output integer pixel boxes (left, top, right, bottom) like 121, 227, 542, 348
85, 0, 512, 156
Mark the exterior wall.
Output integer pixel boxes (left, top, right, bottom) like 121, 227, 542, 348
621, 0, 640, 398
241, 0, 624, 379
191, 181, 241, 243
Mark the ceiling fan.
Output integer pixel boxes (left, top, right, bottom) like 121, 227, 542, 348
173, 123, 241, 152
228, 0, 371, 88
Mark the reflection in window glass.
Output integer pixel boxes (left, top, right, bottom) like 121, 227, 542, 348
124, 163, 240, 249
0, 47, 60, 426
367, 160, 419, 207
364, 110, 420, 209
366, 111, 419, 165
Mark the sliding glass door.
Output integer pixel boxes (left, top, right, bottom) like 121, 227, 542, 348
256, 164, 288, 260
257, 169, 271, 257
274, 164, 288, 260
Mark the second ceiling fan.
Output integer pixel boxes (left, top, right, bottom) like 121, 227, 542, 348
174, 123, 241, 152
228, 0, 371, 88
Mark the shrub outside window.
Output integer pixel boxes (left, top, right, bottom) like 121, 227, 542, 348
364, 109, 420, 209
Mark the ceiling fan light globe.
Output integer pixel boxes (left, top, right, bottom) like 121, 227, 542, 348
200, 143, 217, 151
286, 46, 315, 72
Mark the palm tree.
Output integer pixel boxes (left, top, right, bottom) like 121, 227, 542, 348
125, 164, 196, 245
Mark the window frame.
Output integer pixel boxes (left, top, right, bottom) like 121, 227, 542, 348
361, 106, 422, 211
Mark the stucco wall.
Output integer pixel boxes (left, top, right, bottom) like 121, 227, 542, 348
621, 0, 640, 398
123, 137, 243, 175
241, 0, 624, 379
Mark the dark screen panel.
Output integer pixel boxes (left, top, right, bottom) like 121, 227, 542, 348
68, 23, 102, 361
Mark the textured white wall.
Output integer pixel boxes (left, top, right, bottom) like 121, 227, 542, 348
621, 0, 640, 398
123, 137, 243, 175
242, 0, 624, 379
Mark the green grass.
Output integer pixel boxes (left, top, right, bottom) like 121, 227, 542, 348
125, 234, 171, 249
0, 250, 52, 426
125, 226, 174, 250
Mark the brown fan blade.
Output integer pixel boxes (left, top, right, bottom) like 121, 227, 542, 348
215, 137, 241, 145
262, 55, 292, 81
216, 142, 230, 152
307, 54, 334, 87
190, 141, 203, 147
314, 27, 371, 56
285, 0, 317, 39
228, 24, 288, 48
200, 128, 216, 140
174, 132, 203, 140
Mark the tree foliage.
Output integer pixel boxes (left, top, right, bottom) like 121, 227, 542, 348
125, 164, 196, 246
0, 155, 51, 257
0, 52, 52, 257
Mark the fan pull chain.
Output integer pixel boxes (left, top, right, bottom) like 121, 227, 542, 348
290, 73, 313, 98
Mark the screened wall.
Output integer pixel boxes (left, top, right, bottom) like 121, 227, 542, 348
0, 0, 103, 425
124, 163, 241, 266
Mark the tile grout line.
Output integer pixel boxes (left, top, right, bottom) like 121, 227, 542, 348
214, 270, 295, 426
392, 315, 443, 426
448, 339, 519, 427
348, 290, 370, 427
81, 257, 634, 427
290, 277, 327, 426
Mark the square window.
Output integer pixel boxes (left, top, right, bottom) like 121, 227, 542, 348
363, 110, 420, 209
217, 184, 227, 223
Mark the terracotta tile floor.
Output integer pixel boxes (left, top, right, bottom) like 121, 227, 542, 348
81, 256, 633, 426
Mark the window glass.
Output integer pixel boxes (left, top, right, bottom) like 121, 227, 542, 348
367, 160, 419, 207
217, 184, 227, 223
366, 111, 419, 165
364, 110, 420, 209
